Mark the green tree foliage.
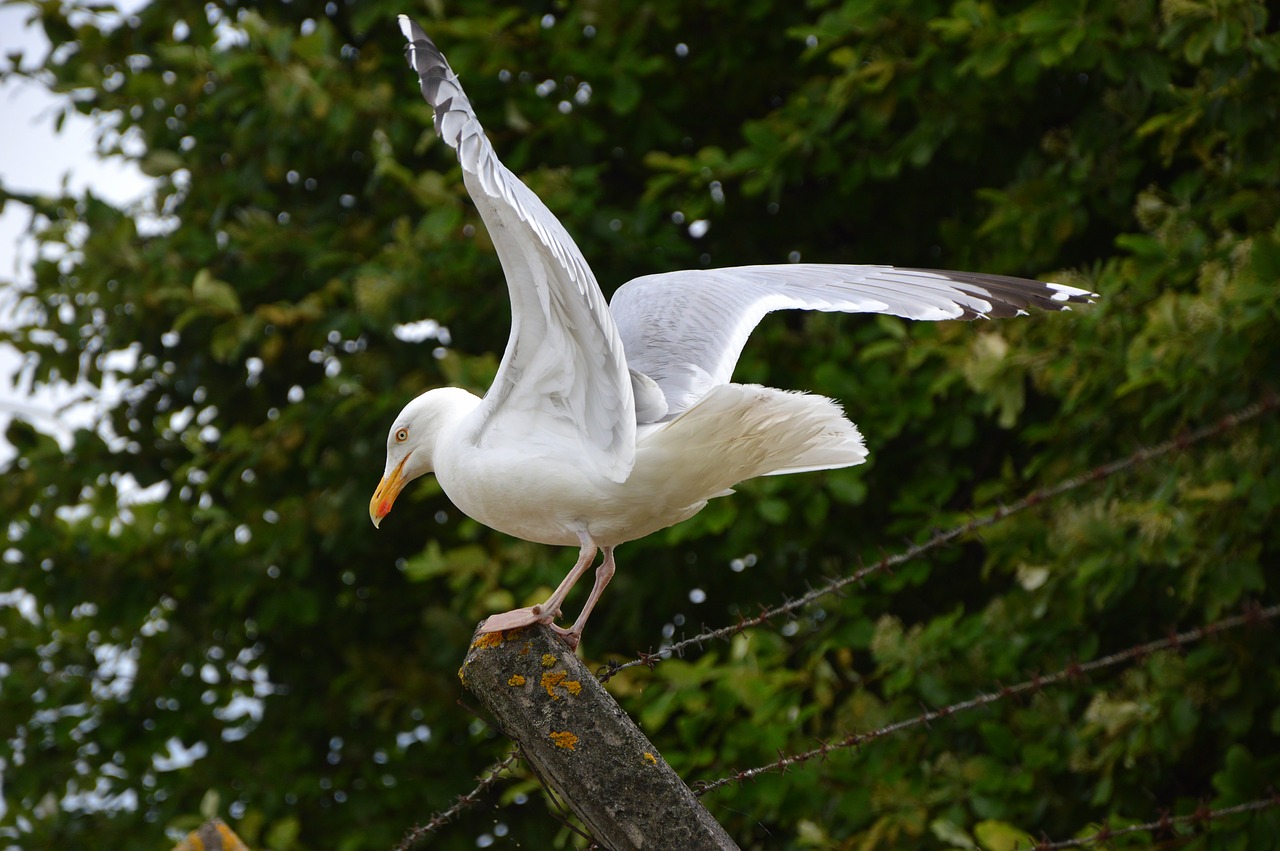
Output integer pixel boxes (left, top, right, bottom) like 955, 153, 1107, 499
2, 0, 1278, 848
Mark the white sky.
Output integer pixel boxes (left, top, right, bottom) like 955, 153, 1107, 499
0, 4, 154, 462
0, 5, 154, 277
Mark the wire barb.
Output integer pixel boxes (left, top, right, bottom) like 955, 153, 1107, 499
1027, 797, 1280, 849
393, 747, 521, 850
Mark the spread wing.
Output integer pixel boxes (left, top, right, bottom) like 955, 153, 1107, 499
609, 264, 1096, 416
399, 16, 635, 481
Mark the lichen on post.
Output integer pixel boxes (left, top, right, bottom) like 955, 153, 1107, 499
460, 625, 740, 850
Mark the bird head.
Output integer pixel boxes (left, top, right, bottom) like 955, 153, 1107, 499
369, 387, 478, 528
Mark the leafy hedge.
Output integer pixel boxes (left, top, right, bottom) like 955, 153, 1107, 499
2, 0, 1277, 848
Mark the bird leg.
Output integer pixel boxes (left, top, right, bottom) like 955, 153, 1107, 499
477, 533, 597, 634
551, 546, 616, 651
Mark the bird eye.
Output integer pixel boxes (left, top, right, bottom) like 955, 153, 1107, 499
395, 428, 409, 443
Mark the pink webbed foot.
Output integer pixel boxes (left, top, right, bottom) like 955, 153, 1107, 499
478, 604, 559, 633
475, 534, 610, 651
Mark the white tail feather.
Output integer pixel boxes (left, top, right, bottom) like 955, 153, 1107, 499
637, 384, 866, 501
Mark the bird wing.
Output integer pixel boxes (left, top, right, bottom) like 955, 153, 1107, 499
399, 16, 635, 482
609, 264, 1095, 416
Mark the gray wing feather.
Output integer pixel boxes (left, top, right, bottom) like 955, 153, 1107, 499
610, 264, 1095, 416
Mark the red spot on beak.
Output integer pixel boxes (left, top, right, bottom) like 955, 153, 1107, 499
370, 454, 411, 528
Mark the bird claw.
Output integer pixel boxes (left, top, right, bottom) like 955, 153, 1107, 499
478, 605, 557, 633
477, 606, 582, 650
549, 623, 582, 651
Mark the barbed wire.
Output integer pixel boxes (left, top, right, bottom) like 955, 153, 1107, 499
392, 746, 521, 851
1025, 796, 1280, 849
599, 394, 1278, 684
398, 395, 1277, 843
692, 600, 1279, 795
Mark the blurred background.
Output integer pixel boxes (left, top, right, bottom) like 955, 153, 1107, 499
1, 0, 1277, 848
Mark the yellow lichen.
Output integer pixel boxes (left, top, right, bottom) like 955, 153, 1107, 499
540, 653, 557, 667
549, 730, 578, 750
470, 632, 504, 650
518, 642, 533, 656
508, 674, 526, 687
642, 752, 657, 766
541, 670, 567, 698
457, 665, 466, 686
539, 670, 582, 699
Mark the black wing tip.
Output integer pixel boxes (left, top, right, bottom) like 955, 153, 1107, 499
397, 14, 427, 45
399, 14, 445, 71
903, 267, 1098, 319
398, 15, 456, 101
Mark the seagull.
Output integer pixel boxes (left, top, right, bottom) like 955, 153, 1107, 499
372, 15, 1096, 649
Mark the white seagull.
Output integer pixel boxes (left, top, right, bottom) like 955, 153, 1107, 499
372, 16, 1095, 649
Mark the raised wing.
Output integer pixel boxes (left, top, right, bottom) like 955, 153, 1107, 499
609, 264, 1096, 416
398, 16, 635, 481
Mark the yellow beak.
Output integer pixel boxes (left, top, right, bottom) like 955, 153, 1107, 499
369, 454, 410, 528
